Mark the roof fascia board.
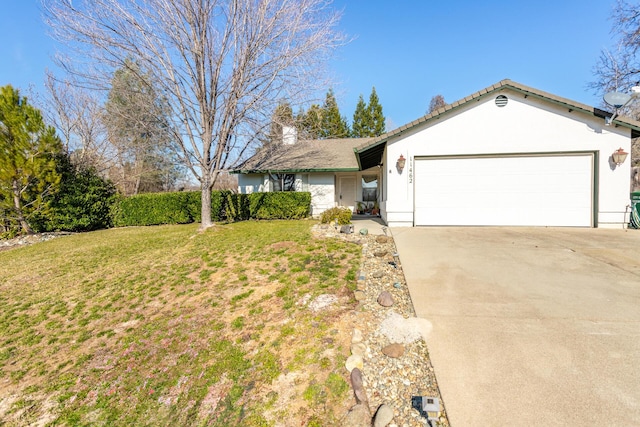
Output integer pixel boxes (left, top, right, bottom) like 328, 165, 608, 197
231, 167, 360, 174
354, 147, 363, 170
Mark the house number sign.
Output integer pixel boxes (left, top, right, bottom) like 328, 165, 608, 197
408, 157, 413, 184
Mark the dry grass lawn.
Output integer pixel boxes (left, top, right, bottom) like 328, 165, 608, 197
0, 220, 361, 426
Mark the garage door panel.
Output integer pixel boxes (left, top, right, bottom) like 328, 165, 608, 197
414, 155, 593, 226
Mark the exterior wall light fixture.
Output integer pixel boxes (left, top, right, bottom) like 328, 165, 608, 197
612, 148, 629, 166
397, 154, 406, 172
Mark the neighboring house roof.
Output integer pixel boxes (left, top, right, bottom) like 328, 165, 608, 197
233, 137, 373, 173
354, 79, 640, 170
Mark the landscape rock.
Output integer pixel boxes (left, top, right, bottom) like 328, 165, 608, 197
375, 235, 389, 243
0, 232, 72, 252
350, 367, 369, 405
342, 402, 372, 427
381, 343, 405, 358
341, 225, 354, 234
373, 404, 395, 427
345, 354, 364, 372
354, 290, 366, 301
309, 223, 449, 426
351, 328, 363, 343
308, 294, 338, 312
377, 291, 394, 307
378, 311, 433, 344
374, 251, 388, 257
351, 342, 366, 357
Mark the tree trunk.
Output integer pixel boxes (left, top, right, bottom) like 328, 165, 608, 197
200, 181, 212, 230
134, 174, 141, 195
12, 178, 34, 235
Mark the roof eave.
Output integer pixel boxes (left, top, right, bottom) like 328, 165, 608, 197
231, 167, 360, 174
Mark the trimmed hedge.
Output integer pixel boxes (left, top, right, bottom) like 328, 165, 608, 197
111, 190, 310, 226
111, 191, 200, 227
249, 192, 311, 220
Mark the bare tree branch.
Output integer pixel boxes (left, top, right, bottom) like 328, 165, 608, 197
43, 0, 344, 227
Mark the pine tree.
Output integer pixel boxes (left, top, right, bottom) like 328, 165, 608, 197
351, 87, 385, 137
0, 85, 62, 234
104, 60, 181, 195
270, 102, 294, 142
298, 104, 323, 139
351, 94, 370, 137
320, 89, 349, 139
368, 87, 385, 137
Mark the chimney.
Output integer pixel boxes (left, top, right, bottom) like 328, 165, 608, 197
282, 125, 297, 145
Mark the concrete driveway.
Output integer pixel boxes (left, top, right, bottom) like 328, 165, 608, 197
391, 227, 640, 426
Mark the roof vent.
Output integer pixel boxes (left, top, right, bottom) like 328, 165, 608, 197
495, 95, 508, 107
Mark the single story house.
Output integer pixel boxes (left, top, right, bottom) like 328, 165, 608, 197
233, 80, 639, 228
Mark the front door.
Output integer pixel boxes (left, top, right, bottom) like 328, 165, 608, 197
338, 176, 356, 210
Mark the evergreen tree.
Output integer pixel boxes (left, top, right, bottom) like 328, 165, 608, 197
0, 85, 62, 235
320, 89, 349, 139
104, 60, 182, 195
351, 94, 370, 137
269, 102, 294, 142
351, 87, 385, 137
368, 87, 385, 136
299, 104, 324, 140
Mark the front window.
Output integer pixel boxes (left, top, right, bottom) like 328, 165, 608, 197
362, 175, 378, 202
271, 173, 295, 191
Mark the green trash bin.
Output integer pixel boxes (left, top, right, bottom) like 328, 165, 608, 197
631, 192, 640, 228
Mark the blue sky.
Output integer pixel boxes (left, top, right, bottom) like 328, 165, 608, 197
0, 1, 620, 129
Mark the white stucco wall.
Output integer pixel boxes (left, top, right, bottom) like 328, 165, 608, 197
384, 88, 632, 228
237, 172, 337, 216
237, 174, 265, 194
308, 173, 335, 216
237, 170, 384, 218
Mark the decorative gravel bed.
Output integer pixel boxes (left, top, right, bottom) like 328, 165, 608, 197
313, 224, 450, 426
0, 232, 73, 252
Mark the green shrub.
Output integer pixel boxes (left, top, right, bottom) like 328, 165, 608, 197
320, 207, 352, 225
111, 190, 311, 227
185, 191, 202, 223
31, 155, 117, 233
217, 191, 250, 222
249, 192, 311, 220
111, 191, 197, 227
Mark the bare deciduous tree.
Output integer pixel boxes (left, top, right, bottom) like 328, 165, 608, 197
427, 94, 446, 114
591, 1, 640, 166
43, 0, 344, 228
44, 73, 112, 174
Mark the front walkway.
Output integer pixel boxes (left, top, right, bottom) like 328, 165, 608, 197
351, 215, 386, 235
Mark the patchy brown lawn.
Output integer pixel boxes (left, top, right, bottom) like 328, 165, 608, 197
0, 221, 362, 426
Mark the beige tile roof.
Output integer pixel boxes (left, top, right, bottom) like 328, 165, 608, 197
234, 137, 372, 172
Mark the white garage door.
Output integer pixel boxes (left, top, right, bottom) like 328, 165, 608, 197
414, 154, 594, 227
